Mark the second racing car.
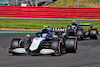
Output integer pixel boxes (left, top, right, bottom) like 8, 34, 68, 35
67, 20, 98, 40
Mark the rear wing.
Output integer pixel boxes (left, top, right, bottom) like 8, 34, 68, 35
79, 23, 92, 26
79, 23, 93, 29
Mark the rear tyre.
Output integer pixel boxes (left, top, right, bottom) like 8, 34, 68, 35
64, 39, 77, 53
89, 30, 97, 39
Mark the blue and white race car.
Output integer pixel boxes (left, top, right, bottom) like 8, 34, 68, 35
9, 26, 77, 56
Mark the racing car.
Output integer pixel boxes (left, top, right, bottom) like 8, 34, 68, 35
67, 20, 98, 40
9, 26, 77, 56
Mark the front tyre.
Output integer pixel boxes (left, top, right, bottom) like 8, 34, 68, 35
77, 30, 84, 40
11, 38, 23, 49
10, 38, 24, 55
51, 40, 62, 56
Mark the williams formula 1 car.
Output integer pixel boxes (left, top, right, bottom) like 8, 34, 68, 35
9, 26, 77, 56
67, 21, 98, 40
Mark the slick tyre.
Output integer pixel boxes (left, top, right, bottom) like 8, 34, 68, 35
11, 38, 23, 49
65, 39, 77, 53
51, 40, 62, 56
89, 30, 97, 39
51, 40, 58, 50
77, 30, 84, 40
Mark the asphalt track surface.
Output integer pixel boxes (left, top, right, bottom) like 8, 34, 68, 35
0, 17, 100, 22
0, 33, 100, 67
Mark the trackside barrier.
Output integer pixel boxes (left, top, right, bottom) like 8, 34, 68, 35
0, 6, 100, 18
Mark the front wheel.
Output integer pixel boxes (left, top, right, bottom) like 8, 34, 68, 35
10, 38, 24, 55
11, 38, 23, 49
51, 40, 63, 56
77, 30, 84, 40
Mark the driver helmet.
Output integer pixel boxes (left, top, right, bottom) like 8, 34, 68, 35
72, 20, 78, 25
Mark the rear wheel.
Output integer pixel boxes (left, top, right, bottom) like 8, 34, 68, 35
64, 39, 77, 53
89, 30, 97, 39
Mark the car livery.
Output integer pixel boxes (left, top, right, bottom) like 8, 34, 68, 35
9, 26, 77, 56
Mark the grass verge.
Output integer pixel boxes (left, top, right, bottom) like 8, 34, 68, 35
0, 19, 100, 31
48, 0, 100, 7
